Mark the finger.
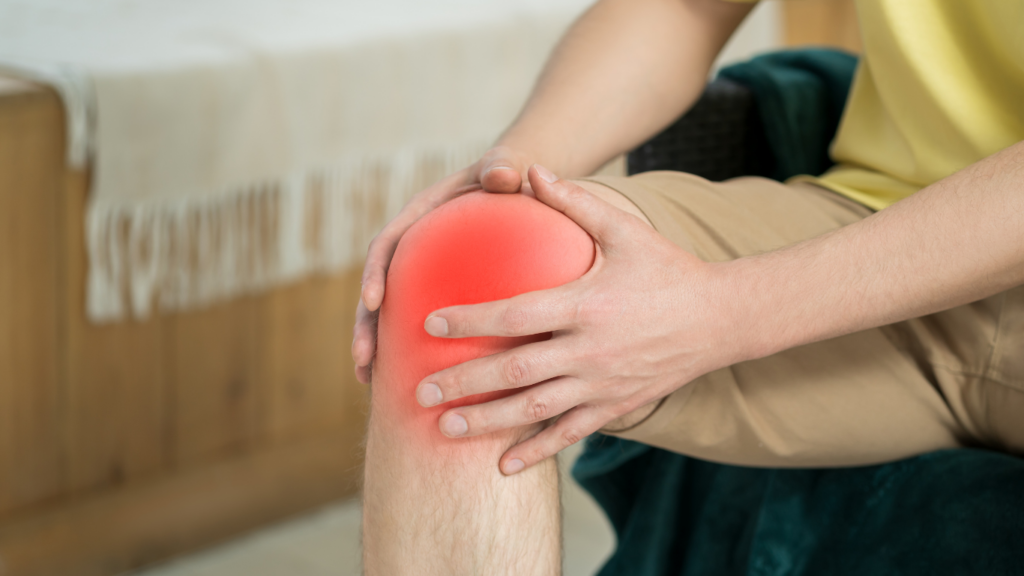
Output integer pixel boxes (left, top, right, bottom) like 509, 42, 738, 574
480, 166, 522, 194
360, 203, 434, 311
478, 146, 527, 193
361, 169, 472, 311
436, 376, 584, 438
528, 164, 627, 246
499, 405, 607, 475
416, 339, 576, 406
360, 232, 398, 312
425, 285, 578, 339
351, 299, 378, 372
356, 364, 372, 386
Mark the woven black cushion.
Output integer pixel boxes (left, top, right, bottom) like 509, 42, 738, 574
626, 77, 772, 180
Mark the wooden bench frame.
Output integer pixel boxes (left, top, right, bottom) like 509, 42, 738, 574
0, 78, 368, 576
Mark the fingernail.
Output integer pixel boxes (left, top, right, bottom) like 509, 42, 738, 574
503, 458, 525, 475
424, 315, 448, 336
534, 164, 558, 183
485, 165, 515, 175
417, 383, 443, 407
443, 414, 468, 437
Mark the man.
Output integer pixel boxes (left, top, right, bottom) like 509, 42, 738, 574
354, 0, 1024, 573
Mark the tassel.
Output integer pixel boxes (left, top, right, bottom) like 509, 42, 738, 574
85, 141, 491, 322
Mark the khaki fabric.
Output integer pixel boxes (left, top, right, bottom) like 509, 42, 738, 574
586, 171, 1024, 468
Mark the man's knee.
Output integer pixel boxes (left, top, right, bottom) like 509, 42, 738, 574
373, 191, 594, 436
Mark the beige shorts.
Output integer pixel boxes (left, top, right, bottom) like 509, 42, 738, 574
588, 171, 1024, 468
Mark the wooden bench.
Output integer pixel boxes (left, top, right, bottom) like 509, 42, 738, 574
0, 77, 368, 576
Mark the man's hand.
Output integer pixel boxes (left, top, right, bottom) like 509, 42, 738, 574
412, 165, 746, 475
352, 146, 537, 384
352, 0, 756, 386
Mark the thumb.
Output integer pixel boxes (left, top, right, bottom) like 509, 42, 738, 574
479, 147, 527, 193
529, 164, 620, 244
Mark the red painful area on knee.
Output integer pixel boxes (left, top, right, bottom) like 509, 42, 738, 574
375, 191, 594, 431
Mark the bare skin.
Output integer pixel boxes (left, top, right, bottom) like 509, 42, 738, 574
419, 147, 1024, 474
352, 0, 752, 383
355, 0, 1024, 473
358, 0, 1024, 570
363, 394, 559, 576
360, 174, 645, 576
358, 2, 746, 572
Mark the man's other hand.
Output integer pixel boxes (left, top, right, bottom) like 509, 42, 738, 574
352, 146, 537, 384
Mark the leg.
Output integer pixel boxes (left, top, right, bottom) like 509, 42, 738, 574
363, 393, 560, 575
584, 172, 978, 467
362, 191, 594, 575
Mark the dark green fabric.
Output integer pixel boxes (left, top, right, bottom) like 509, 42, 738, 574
573, 435, 1024, 576
573, 48, 1024, 575
717, 48, 858, 181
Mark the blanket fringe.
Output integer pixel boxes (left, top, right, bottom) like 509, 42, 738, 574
86, 143, 488, 322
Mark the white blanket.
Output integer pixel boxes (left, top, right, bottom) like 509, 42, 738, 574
0, 0, 592, 321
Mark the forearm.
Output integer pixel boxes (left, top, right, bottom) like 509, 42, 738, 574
498, 0, 752, 177
728, 141, 1024, 362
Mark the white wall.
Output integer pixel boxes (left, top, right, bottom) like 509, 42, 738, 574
713, 0, 781, 71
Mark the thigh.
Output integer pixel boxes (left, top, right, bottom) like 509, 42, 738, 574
618, 327, 965, 467
983, 285, 1024, 455
906, 283, 1024, 458
586, 171, 875, 262
584, 171, 971, 467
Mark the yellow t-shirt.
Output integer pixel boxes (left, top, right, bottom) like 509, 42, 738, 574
802, 0, 1024, 210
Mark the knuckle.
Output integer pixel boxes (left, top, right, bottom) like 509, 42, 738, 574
445, 372, 468, 399
576, 293, 613, 327
575, 294, 600, 322
524, 396, 549, 421
612, 401, 636, 420
568, 185, 589, 203
499, 306, 530, 335
501, 354, 532, 388
560, 428, 583, 447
